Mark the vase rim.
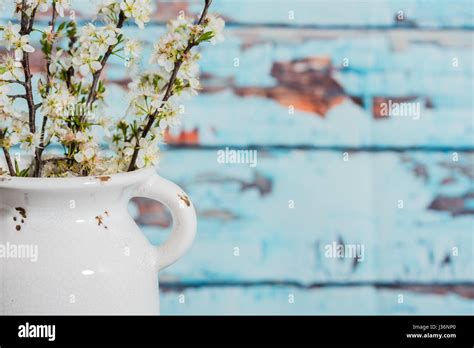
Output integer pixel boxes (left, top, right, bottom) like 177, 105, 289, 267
0, 166, 156, 190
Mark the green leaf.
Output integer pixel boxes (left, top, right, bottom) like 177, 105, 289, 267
66, 22, 77, 41
197, 31, 215, 44
14, 159, 23, 176
19, 167, 30, 177
57, 21, 67, 32
98, 80, 106, 94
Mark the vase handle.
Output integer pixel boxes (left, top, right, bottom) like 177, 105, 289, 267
133, 173, 197, 271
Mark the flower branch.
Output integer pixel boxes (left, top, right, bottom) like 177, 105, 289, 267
127, 0, 214, 171
18, 0, 37, 134
8, 94, 27, 100
0, 0, 223, 178
0, 79, 26, 87
86, 10, 126, 108
34, 0, 57, 177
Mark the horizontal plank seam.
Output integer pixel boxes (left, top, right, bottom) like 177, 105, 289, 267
33, 144, 474, 153
164, 145, 474, 153
160, 280, 474, 290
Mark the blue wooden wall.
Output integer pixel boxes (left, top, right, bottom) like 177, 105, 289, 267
1, 0, 473, 314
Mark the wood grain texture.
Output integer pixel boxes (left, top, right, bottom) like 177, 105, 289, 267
133, 150, 474, 285
101, 26, 473, 148
1, 0, 472, 314
2, 0, 472, 29
159, 286, 474, 315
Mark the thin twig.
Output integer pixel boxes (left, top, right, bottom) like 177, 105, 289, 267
127, 0, 212, 171
0, 79, 26, 86
27, 7, 37, 32
85, 11, 126, 108
20, 52, 35, 132
34, 1, 56, 177
19, 1, 40, 176
64, 22, 77, 93
19, 0, 37, 134
7, 94, 27, 100
44, 1, 57, 95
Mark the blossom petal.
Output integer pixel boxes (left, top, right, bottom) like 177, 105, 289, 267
22, 44, 35, 53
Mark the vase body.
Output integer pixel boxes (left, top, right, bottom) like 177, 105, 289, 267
0, 167, 196, 314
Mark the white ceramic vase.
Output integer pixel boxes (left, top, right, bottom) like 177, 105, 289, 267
0, 167, 197, 314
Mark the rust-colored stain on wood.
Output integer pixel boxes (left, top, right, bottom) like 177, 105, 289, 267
235, 57, 347, 116
428, 193, 474, 216
152, 1, 190, 21
385, 285, 474, 300
164, 128, 200, 145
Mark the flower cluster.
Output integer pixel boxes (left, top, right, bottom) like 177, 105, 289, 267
98, 0, 152, 29
72, 23, 121, 77
0, 54, 23, 81
120, 0, 152, 29
1, 22, 35, 61
0, 0, 223, 177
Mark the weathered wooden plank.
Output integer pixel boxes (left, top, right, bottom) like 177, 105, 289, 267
132, 150, 474, 283
201, 0, 474, 29
160, 280, 474, 299
159, 285, 474, 315
100, 26, 472, 147
2, 17, 472, 147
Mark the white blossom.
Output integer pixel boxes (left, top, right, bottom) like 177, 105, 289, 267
98, 0, 121, 17
13, 34, 35, 60
135, 138, 159, 168
1, 22, 21, 49
20, 132, 41, 152
205, 14, 225, 45
72, 51, 102, 77
55, 0, 71, 17
48, 49, 72, 75
41, 86, 76, 119
149, 32, 186, 73
124, 39, 142, 62
120, 0, 152, 29
0, 84, 15, 122
91, 25, 120, 55
0, 55, 24, 80
1, 22, 35, 61
0, 1, 224, 177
